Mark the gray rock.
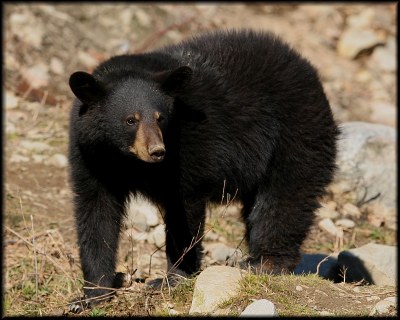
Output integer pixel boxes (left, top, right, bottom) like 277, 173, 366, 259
5, 91, 19, 109
9, 154, 30, 163
330, 122, 396, 211
369, 298, 397, 315
48, 153, 68, 168
316, 202, 340, 219
318, 218, 340, 237
335, 218, 355, 229
340, 203, 361, 219
189, 266, 245, 315
240, 299, 278, 317
20, 140, 51, 152
147, 224, 165, 249
337, 243, 397, 286
205, 243, 242, 263
369, 103, 396, 128
124, 194, 160, 230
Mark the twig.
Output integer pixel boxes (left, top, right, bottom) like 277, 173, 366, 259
31, 215, 39, 299
315, 253, 335, 276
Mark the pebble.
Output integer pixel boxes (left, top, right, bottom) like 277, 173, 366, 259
295, 285, 303, 291
205, 243, 242, 263
20, 140, 51, 152
32, 154, 46, 163
337, 28, 383, 59
147, 224, 166, 249
384, 296, 396, 304
135, 9, 152, 27
50, 57, 65, 75
316, 206, 340, 220
369, 103, 396, 127
335, 218, 355, 229
341, 203, 361, 219
240, 299, 278, 317
77, 51, 99, 69
9, 154, 30, 163
48, 153, 68, 168
22, 63, 49, 89
319, 310, 334, 316
5, 91, 19, 109
318, 218, 340, 236
371, 46, 396, 72
6, 122, 17, 135
9, 12, 44, 48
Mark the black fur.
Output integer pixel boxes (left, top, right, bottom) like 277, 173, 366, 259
68, 29, 338, 310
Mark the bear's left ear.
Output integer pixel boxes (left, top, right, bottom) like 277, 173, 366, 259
152, 66, 192, 95
69, 71, 106, 104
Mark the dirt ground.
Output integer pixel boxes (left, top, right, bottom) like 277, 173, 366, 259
3, 3, 397, 317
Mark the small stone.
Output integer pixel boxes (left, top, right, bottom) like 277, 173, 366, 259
22, 63, 49, 89
9, 154, 30, 163
9, 12, 44, 48
50, 57, 65, 75
20, 140, 51, 152
78, 51, 99, 69
366, 296, 380, 302
135, 9, 152, 27
341, 203, 361, 219
147, 224, 165, 248
295, 285, 303, 291
6, 122, 17, 135
371, 46, 396, 72
335, 218, 355, 229
124, 195, 160, 229
32, 154, 46, 163
48, 153, 68, 168
319, 310, 334, 316
5, 91, 19, 109
240, 299, 278, 317
318, 218, 340, 236
369, 103, 396, 127
384, 296, 396, 304
204, 230, 220, 241
168, 309, 179, 315
205, 243, 242, 263
316, 205, 340, 219
337, 28, 384, 59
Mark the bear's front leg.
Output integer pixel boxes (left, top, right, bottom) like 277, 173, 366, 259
147, 199, 206, 289
69, 184, 127, 313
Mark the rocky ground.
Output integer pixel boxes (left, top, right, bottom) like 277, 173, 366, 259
3, 3, 397, 317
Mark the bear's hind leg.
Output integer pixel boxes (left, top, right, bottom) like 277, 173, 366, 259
242, 184, 317, 274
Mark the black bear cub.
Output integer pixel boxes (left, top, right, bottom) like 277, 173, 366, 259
68, 29, 338, 312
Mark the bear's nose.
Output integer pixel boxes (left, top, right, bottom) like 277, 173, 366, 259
148, 145, 166, 162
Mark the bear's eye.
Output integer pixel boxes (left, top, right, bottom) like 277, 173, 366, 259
126, 117, 137, 126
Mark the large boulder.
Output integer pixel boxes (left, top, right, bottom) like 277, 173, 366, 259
330, 122, 396, 217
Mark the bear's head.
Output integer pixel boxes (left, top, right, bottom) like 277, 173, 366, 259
69, 66, 192, 163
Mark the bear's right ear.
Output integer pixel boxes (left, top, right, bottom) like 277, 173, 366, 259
69, 71, 105, 104
152, 66, 192, 95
